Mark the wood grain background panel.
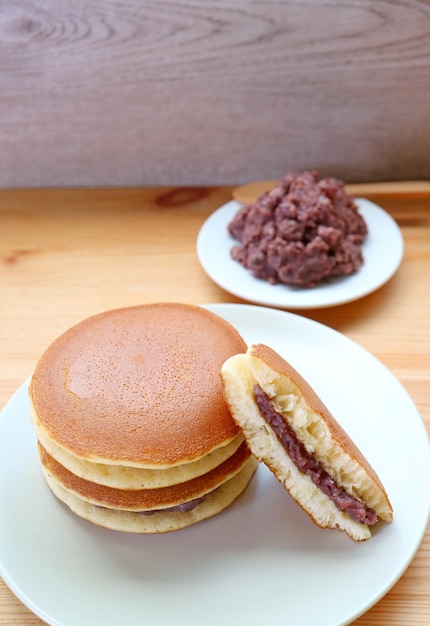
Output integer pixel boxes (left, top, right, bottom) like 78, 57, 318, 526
0, 0, 429, 187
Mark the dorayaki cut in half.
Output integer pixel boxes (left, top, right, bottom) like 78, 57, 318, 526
29, 303, 257, 533
221, 344, 393, 541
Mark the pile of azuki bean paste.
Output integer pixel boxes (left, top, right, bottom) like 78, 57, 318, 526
228, 171, 368, 288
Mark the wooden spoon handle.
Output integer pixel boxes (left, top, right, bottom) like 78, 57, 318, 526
232, 180, 430, 205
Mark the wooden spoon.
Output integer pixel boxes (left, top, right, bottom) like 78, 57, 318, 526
232, 179, 430, 205
232, 180, 277, 204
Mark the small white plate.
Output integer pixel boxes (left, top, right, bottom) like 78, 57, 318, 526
197, 199, 404, 308
1, 304, 429, 626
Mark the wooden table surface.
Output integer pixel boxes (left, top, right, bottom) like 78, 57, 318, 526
0, 184, 429, 625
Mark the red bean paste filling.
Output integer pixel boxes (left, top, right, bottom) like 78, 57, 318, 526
96, 494, 208, 516
228, 170, 368, 288
254, 385, 377, 525
139, 495, 206, 516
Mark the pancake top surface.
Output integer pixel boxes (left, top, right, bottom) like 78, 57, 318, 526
30, 303, 246, 465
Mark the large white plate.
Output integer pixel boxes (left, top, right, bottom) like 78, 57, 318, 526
197, 199, 404, 309
1, 304, 429, 626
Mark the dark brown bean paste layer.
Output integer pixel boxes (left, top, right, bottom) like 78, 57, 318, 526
254, 385, 377, 525
139, 495, 206, 516
96, 494, 206, 516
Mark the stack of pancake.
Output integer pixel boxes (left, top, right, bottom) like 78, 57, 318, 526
29, 303, 257, 533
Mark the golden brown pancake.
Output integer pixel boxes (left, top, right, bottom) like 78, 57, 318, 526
42, 457, 258, 533
30, 303, 256, 532
30, 303, 247, 466
38, 440, 252, 511
31, 413, 244, 489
